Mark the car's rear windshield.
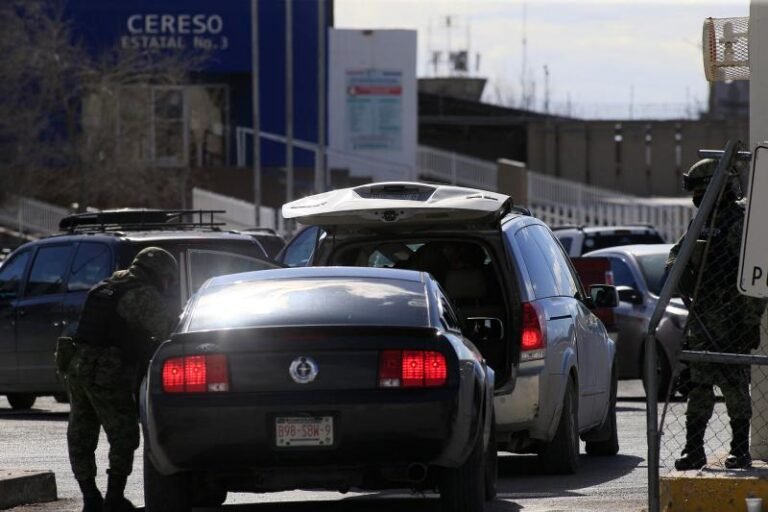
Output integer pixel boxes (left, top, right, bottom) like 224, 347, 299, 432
636, 253, 668, 295
582, 232, 664, 254
185, 277, 428, 332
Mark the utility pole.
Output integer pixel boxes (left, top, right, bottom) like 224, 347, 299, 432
315, 0, 326, 193
285, 0, 294, 206
521, 0, 528, 108
543, 64, 550, 114
250, 0, 261, 226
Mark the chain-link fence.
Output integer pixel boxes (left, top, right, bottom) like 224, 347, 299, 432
647, 141, 768, 511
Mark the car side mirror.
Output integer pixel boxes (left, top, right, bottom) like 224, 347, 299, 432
588, 284, 619, 308
616, 285, 643, 305
465, 317, 504, 343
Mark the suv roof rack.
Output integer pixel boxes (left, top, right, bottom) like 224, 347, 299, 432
59, 209, 227, 233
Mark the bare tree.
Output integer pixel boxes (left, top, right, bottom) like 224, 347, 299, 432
0, 1, 206, 210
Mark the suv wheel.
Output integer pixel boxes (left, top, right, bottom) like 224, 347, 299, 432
439, 425, 487, 512
144, 449, 190, 512
538, 379, 579, 474
585, 364, 619, 456
7, 393, 36, 410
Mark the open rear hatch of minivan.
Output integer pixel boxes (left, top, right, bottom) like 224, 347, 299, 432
282, 182, 511, 226
283, 182, 518, 390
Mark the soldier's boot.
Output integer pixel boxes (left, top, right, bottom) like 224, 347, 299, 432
725, 419, 752, 469
103, 473, 136, 512
77, 477, 103, 512
674, 417, 708, 471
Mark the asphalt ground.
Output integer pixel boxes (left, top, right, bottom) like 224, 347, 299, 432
3, 381, 653, 512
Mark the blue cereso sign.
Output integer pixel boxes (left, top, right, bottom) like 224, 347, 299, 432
66, 0, 253, 72
121, 13, 228, 50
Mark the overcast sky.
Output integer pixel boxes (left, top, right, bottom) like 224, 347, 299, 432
335, 0, 748, 119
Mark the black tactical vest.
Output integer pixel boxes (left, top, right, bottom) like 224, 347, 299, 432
74, 278, 144, 363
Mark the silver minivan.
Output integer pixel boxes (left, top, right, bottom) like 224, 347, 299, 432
279, 182, 620, 474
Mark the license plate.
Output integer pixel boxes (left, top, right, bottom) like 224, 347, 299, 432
275, 416, 333, 447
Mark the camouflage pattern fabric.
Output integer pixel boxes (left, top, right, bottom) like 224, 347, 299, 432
66, 345, 139, 479
669, 199, 765, 383
116, 270, 176, 338
112, 266, 178, 366
668, 196, 767, 429
67, 257, 177, 480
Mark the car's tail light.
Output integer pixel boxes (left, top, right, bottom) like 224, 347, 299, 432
378, 350, 447, 388
162, 354, 230, 393
521, 302, 546, 361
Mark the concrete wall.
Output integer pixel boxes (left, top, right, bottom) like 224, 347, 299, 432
527, 119, 749, 197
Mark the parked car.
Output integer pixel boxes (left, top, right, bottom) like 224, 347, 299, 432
141, 266, 497, 512
278, 181, 620, 473
0, 209, 279, 410
553, 225, 666, 257
583, 244, 689, 399
571, 256, 617, 337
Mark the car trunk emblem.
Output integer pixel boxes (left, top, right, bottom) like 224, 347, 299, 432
289, 357, 318, 384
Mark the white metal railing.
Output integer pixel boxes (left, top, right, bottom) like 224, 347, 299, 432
235, 127, 413, 184
235, 126, 500, 188
192, 188, 287, 235
0, 195, 70, 236
233, 124, 693, 241
327, 147, 413, 182
417, 145, 498, 190
527, 172, 695, 242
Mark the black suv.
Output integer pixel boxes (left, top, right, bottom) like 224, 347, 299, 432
231, 227, 286, 258
0, 209, 279, 410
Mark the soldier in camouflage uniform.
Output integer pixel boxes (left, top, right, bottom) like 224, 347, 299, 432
65, 247, 178, 512
668, 159, 767, 471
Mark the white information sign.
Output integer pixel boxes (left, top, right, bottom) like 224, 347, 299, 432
738, 144, 768, 297
345, 69, 403, 151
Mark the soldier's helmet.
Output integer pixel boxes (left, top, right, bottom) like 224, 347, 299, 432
682, 159, 717, 192
132, 246, 178, 280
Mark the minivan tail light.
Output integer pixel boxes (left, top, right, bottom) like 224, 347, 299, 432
521, 302, 546, 361
378, 350, 447, 388
162, 354, 230, 393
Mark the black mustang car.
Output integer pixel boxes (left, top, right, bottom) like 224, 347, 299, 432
140, 266, 496, 512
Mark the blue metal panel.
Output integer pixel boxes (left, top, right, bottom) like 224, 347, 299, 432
65, 0, 332, 169
66, 0, 253, 72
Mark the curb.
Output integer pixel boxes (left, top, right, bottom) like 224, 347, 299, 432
0, 470, 57, 510
660, 461, 768, 512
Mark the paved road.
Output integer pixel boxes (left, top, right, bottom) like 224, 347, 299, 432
3, 381, 652, 512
